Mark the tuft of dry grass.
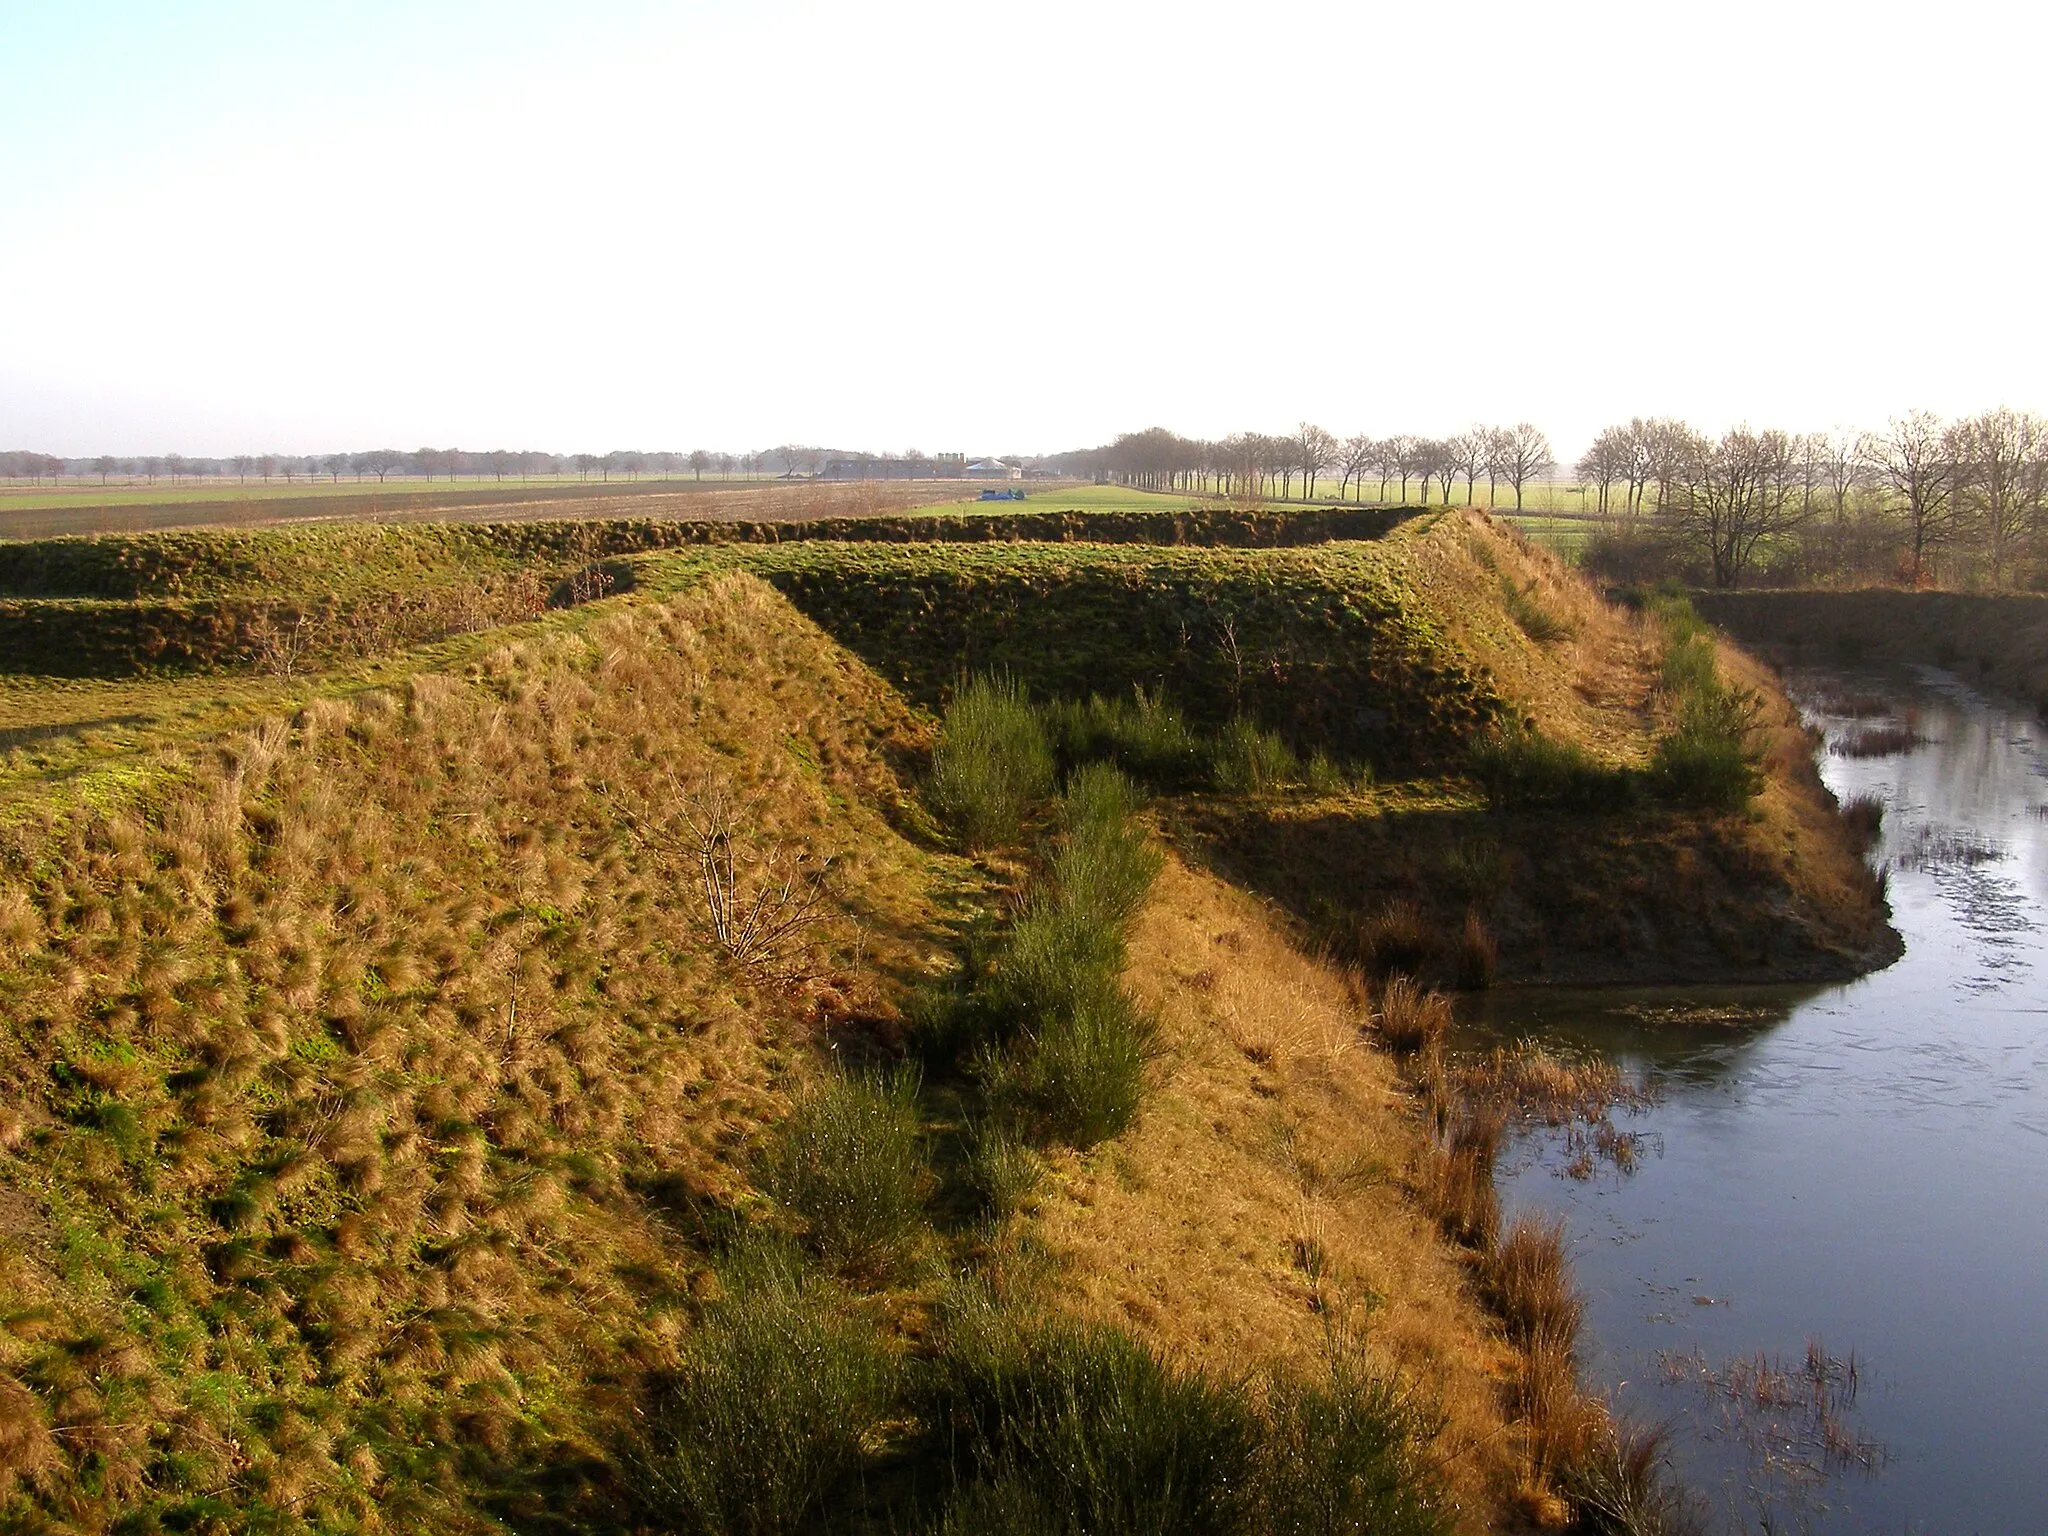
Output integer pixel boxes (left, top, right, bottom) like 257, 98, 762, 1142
1481, 1216, 1582, 1351
1375, 974, 1452, 1057
1454, 911, 1498, 991
1358, 898, 1434, 980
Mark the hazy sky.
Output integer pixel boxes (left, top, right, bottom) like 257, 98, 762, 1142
3, 0, 2042, 461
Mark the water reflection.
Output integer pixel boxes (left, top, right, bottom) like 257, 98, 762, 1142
1467, 663, 2048, 1535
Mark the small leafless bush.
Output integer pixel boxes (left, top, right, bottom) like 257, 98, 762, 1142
248, 609, 320, 679
681, 788, 837, 974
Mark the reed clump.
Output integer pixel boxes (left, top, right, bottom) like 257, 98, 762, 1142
1358, 898, 1434, 980
1454, 910, 1498, 990
1839, 791, 1885, 848
1482, 1216, 1583, 1350
1375, 974, 1451, 1056
1830, 723, 1923, 759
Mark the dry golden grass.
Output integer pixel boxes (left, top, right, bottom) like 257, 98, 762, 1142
1025, 854, 1522, 1531
1411, 512, 1662, 768
0, 572, 963, 1530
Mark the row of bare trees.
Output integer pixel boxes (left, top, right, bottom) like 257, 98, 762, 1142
1051, 424, 1558, 509
1578, 411, 2048, 589
0, 446, 941, 487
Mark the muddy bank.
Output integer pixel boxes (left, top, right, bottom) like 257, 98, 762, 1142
1697, 589, 2048, 718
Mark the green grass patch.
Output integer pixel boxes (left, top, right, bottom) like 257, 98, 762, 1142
1469, 726, 1632, 812
639, 1237, 899, 1535
927, 674, 1056, 850
759, 1068, 933, 1283
922, 1301, 1261, 1534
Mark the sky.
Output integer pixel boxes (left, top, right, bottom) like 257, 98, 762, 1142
2, 0, 2043, 463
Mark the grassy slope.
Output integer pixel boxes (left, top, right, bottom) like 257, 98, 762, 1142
0, 507, 1899, 1531
0, 575, 956, 1530
1043, 854, 1520, 1528
1151, 514, 1896, 983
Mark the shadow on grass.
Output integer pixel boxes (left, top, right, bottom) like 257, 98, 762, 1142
1164, 792, 1853, 988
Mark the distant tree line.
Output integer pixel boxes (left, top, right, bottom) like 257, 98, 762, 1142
0, 446, 1009, 487
1576, 410, 2048, 590
1047, 424, 1558, 510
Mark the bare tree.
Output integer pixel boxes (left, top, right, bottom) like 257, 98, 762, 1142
1497, 424, 1556, 511
1482, 426, 1513, 504
1296, 423, 1337, 500
1391, 436, 1423, 502
1866, 413, 1955, 584
1338, 433, 1375, 501
1951, 407, 2047, 587
1576, 427, 1631, 516
1451, 430, 1488, 504
1665, 426, 1809, 587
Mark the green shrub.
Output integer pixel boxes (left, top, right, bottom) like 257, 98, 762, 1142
641, 1240, 897, 1536
1304, 749, 1360, 795
924, 1303, 1261, 1536
957, 1118, 1045, 1220
928, 673, 1055, 849
1658, 632, 1719, 697
1469, 726, 1631, 812
979, 898, 1127, 1037
981, 987, 1156, 1148
1050, 765, 1161, 932
1212, 717, 1298, 793
1043, 687, 1207, 788
964, 766, 1163, 1148
1256, 1346, 1450, 1536
1649, 688, 1764, 811
758, 1069, 931, 1282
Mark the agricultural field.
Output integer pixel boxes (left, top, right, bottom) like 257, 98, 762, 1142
0, 501, 1890, 1533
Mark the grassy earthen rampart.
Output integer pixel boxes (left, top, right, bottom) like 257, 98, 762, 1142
707, 529, 1498, 768
0, 506, 1411, 679
0, 505, 1900, 1531
0, 575, 950, 1529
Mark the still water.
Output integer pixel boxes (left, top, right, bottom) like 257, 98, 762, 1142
1464, 665, 2048, 1534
